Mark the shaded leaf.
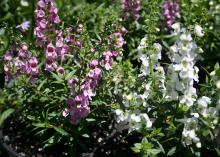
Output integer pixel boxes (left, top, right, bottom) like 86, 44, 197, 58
0, 108, 14, 127
167, 146, 176, 156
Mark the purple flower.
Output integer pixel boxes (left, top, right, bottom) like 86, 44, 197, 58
122, 0, 141, 21
16, 21, 30, 31
77, 24, 83, 33
45, 58, 55, 71
27, 57, 39, 75
111, 32, 124, 48
46, 43, 57, 60
88, 68, 101, 80
37, 10, 45, 18
4, 51, 13, 61
90, 60, 99, 69
69, 79, 75, 96
56, 66, 65, 74
63, 95, 90, 124
18, 43, 29, 58
162, 0, 180, 31
37, 0, 45, 9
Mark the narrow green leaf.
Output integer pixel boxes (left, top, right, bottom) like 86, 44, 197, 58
155, 140, 165, 154
37, 79, 47, 91
150, 149, 162, 155
32, 122, 46, 128
0, 108, 15, 127
65, 70, 77, 81
50, 72, 63, 82
167, 146, 176, 156
82, 134, 90, 138
86, 118, 96, 122
131, 147, 141, 153
53, 126, 68, 136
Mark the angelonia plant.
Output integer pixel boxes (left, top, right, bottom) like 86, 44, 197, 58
1, 0, 220, 156
3, 0, 125, 125
114, 21, 220, 156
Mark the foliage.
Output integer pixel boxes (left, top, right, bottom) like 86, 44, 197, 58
0, 0, 220, 156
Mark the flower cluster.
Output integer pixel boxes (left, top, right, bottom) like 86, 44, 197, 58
162, 0, 180, 31
165, 24, 200, 107
115, 41, 165, 133
63, 29, 125, 124
35, 0, 83, 73
3, 43, 39, 83
63, 60, 101, 124
182, 116, 200, 147
35, 0, 61, 46
115, 23, 218, 149
164, 24, 206, 146
122, 0, 141, 21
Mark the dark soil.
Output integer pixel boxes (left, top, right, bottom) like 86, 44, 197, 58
0, 112, 140, 157
1, 114, 68, 157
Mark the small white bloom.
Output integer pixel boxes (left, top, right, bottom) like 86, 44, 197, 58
115, 109, 123, 116
138, 37, 147, 50
180, 33, 192, 42
153, 43, 162, 55
216, 80, 220, 89
142, 113, 152, 128
194, 25, 204, 37
126, 94, 133, 100
171, 23, 181, 33
21, 0, 29, 6
191, 113, 199, 118
197, 96, 211, 108
130, 114, 141, 123
196, 142, 202, 148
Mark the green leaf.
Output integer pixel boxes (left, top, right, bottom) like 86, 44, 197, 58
149, 149, 162, 155
131, 146, 141, 153
215, 148, 220, 156
155, 140, 165, 154
134, 143, 142, 149
50, 72, 63, 82
86, 118, 96, 122
0, 108, 15, 127
37, 79, 47, 91
53, 126, 68, 136
82, 134, 90, 138
167, 146, 176, 156
65, 69, 77, 81
215, 63, 220, 70
32, 122, 46, 128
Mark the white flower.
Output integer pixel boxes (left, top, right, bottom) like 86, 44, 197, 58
194, 25, 204, 37
197, 96, 211, 108
153, 43, 162, 58
126, 94, 133, 100
130, 114, 141, 123
180, 33, 192, 42
196, 142, 202, 148
171, 23, 181, 33
216, 80, 220, 89
191, 112, 199, 118
21, 0, 29, 6
138, 37, 147, 50
141, 113, 152, 128
115, 109, 123, 116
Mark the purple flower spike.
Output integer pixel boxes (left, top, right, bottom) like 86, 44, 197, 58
122, 0, 141, 21
162, 0, 180, 31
